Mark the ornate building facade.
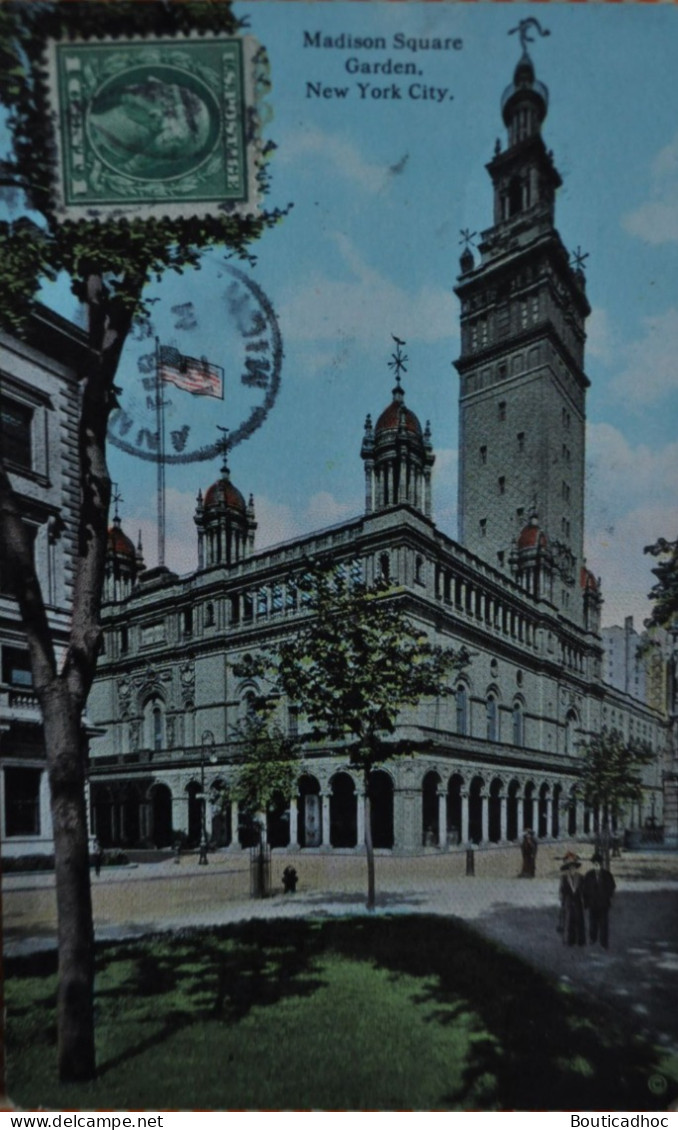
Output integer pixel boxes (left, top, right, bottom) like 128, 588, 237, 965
86, 43, 668, 854
0, 306, 90, 856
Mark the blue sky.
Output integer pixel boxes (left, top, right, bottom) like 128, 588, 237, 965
10, 2, 678, 628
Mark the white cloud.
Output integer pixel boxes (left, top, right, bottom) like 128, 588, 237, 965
256, 490, 362, 551
277, 126, 393, 194
431, 446, 458, 538
278, 233, 457, 345
585, 423, 678, 626
623, 131, 678, 245
608, 307, 678, 405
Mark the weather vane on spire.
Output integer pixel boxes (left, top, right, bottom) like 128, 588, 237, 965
459, 229, 477, 251
216, 425, 230, 471
571, 245, 590, 273
509, 17, 550, 55
112, 482, 123, 521
388, 335, 408, 386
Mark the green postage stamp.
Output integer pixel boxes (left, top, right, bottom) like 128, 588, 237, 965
45, 35, 255, 218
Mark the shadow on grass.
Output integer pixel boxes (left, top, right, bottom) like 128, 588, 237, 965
6, 915, 678, 1111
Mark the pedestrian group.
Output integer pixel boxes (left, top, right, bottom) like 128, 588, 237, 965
558, 850, 616, 949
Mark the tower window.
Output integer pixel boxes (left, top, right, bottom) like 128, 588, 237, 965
521, 301, 528, 328
480, 445, 487, 465
498, 401, 506, 421
517, 432, 525, 452
498, 476, 505, 495
516, 507, 524, 524
480, 319, 488, 347
531, 295, 539, 322
455, 685, 469, 736
205, 602, 215, 627
379, 553, 390, 582
479, 519, 487, 538
486, 695, 498, 742
183, 608, 193, 637
120, 626, 129, 654
0, 397, 33, 470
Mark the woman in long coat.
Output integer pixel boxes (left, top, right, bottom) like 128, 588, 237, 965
558, 852, 586, 946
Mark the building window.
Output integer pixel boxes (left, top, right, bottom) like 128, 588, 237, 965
183, 608, 193, 637
205, 602, 215, 627
498, 400, 506, 421
479, 518, 487, 538
5, 766, 41, 836
480, 445, 487, 465
521, 301, 528, 328
517, 432, 525, 452
120, 626, 129, 654
486, 695, 498, 742
379, 554, 390, 583
455, 685, 468, 736
2, 646, 32, 687
288, 705, 299, 739
415, 556, 424, 584
512, 702, 524, 747
0, 397, 33, 470
498, 476, 506, 495
531, 294, 539, 322
143, 697, 165, 752
516, 507, 524, 524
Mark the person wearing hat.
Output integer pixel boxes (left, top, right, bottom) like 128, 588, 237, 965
582, 852, 616, 949
558, 852, 586, 946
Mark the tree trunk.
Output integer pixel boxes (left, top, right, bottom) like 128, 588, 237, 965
364, 774, 376, 912
42, 683, 96, 1082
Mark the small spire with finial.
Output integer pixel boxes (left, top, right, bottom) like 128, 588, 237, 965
388, 335, 408, 397
216, 425, 230, 478
508, 17, 550, 59
112, 482, 123, 526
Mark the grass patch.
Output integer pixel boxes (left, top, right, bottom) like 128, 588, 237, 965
6, 915, 678, 1111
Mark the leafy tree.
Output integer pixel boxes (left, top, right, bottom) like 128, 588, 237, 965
212, 699, 299, 848
0, 0, 284, 1081
644, 536, 678, 632
240, 563, 470, 910
576, 727, 655, 866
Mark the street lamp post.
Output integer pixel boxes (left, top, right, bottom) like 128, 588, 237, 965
198, 730, 215, 865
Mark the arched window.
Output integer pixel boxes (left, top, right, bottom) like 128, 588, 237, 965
415, 556, 424, 584
486, 695, 498, 742
455, 685, 468, 736
143, 696, 165, 752
512, 701, 524, 747
379, 553, 390, 583
565, 709, 578, 755
205, 602, 215, 627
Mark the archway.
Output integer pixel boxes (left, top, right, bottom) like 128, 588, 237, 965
422, 771, 441, 846
507, 779, 521, 842
538, 783, 550, 840
150, 783, 173, 847
523, 781, 535, 834
267, 791, 290, 849
330, 772, 357, 848
488, 778, 503, 843
552, 783, 562, 839
469, 776, 484, 844
447, 774, 463, 846
567, 790, 578, 837
369, 770, 394, 849
92, 784, 114, 847
210, 780, 231, 847
186, 781, 202, 846
298, 774, 322, 848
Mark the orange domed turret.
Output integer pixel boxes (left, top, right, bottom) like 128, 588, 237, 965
517, 516, 548, 552
195, 449, 256, 569
108, 520, 136, 560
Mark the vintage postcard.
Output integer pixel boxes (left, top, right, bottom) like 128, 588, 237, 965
1, 0, 678, 1115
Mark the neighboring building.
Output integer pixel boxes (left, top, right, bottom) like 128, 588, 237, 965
601, 617, 647, 704
0, 306, 90, 856
86, 41, 668, 853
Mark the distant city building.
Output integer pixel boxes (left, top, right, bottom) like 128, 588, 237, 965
86, 41, 667, 854
0, 306, 91, 856
601, 617, 646, 703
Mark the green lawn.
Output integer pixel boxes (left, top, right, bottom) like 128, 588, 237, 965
6, 915, 678, 1111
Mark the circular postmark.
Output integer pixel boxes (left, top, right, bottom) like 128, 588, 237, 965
87, 64, 221, 183
108, 262, 283, 464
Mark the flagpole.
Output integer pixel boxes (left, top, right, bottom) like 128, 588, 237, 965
155, 337, 166, 568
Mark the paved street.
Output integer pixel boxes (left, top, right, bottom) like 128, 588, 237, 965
4, 844, 678, 1057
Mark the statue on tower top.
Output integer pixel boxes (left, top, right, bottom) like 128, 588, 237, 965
508, 17, 550, 58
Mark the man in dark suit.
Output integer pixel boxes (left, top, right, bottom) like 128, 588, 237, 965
582, 851, 616, 949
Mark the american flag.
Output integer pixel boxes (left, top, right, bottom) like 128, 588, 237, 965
157, 345, 223, 399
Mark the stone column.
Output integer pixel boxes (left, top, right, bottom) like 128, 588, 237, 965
437, 790, 447, 849
356, 789, 365, 847
479, 792, 488, 844
545, 796, 553, 839
499, 793, 507, 842
228, 799, 240, 849
288, 797, 299, 849
461, 791, 470, 844
41, 768, 54, 843
321, 792, 331, 848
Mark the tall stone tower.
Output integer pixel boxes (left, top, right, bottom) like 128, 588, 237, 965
454, 23, 591, 623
